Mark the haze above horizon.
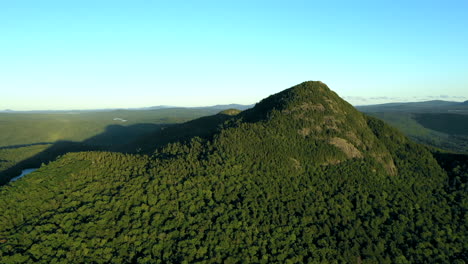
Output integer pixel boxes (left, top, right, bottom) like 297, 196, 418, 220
1, 0, 467, 110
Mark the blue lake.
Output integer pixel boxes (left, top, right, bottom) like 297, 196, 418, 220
10, 168, 38, 182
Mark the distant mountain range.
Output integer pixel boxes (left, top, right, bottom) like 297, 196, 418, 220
131, 104, 253, 111
0, 104, 254, 113
6, 100, 468, 114
357, 100, 468, 113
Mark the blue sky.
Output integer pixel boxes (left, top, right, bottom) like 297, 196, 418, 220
1, 0, 467, 110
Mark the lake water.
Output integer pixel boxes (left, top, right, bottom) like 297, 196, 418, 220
10, 168, 38, 182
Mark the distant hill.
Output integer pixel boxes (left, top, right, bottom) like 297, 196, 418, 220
130, 104, 253, 111
357, 100, 468, 113
0, 81, 466, 263
137, 105, 175, 110
199, 104, 253, 110
218, 108, 242, 116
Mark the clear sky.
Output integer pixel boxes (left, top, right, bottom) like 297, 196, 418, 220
1, 0, 467, 110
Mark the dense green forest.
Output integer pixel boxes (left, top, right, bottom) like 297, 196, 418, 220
0, 82, 467, 263
0, 145, 50, 172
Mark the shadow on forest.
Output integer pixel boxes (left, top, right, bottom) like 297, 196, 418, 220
0, 111, 241, 185
0, 142, 56, 150
0, 123, 166, 185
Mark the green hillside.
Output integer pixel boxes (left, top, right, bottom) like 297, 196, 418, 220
357, 101, 468, 153
361, 111, 468, 153
0, 81, 466, 263
413, 113, 468, 136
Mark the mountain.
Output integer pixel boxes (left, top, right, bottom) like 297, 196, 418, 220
0, 81, 466, 263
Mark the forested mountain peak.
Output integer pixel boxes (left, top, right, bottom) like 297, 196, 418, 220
229, 81, 396, 174
1, 81, 466, 263
241, 81, 343, 121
